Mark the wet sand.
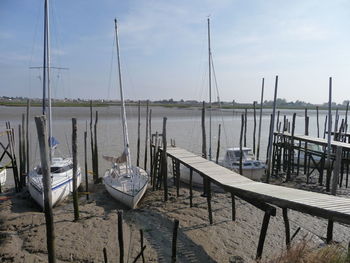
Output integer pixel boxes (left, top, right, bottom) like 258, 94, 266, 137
1, 179, 350, 263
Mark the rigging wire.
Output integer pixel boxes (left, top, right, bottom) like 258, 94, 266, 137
210, 53, 230, 149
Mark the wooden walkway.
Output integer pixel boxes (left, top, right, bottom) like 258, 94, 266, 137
166, 146, 350, 258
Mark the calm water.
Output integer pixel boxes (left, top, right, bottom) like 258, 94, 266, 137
0, 105, 344, 188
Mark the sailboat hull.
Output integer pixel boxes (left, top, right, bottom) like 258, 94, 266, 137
103, 166, 149, 209
28, 159, 82, 209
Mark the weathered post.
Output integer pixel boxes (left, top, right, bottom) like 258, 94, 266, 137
171, 219, 179, 263
244, 108, 247, 147
257, 78, 265, 160
316, 106, 320, 138
103, 247, 108, 263
201, 102, 207, 159
239, 114, 244, 175
162, 117, 168, 201
189, 169, 193, 207
266, 75, 279, 183
137, 100, 141, 166
34, 116, 56, 263
118, 211, 124, 263
144, 100, 149, 170
332, 147, 342, 195
149, 109, 153, 175
286, 113, 296, 181
89, 101, 96, 183
326, 77, 333, 191
94, 111, 99, 181
72, 118, 79, 221
84, 131, 89, 200
26, 99, 30, 174
253, 101, 257, 155
231, 192, 236, 221
215, 124, 221, 164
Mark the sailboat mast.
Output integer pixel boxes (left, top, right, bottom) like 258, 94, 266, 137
43, 0, 52, 161
207, 18, 212, 161
114, 19, 131, 171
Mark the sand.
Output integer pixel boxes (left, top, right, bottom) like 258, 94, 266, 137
1, 180, 350, 263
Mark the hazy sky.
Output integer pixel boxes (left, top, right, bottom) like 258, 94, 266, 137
1, 0, 350, 104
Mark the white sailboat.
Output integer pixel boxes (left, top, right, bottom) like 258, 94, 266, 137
103, 19, 149, 209
28, 0, 81, 208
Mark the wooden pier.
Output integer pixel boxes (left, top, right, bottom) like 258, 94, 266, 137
165, 146, 350, 258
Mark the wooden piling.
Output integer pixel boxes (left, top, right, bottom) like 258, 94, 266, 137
144, 100, 149, 170
162, 117, 168, 202
84, 131, 89, 200
18, 124, 23, 189
323, 115, 328, 139
256, 211, 271, 259
140, 229, 145, 263
149, 109, 153, 176
215, 124, 221, 164
26, 99, 30, 174
137, 100, 141, 166
327, 219, 333, 244
253, 101, 257, 155
266, 76, 279, 183
72, 118, 79, 221
201, 102, 207, 159
345, 101, 349, 133
103, 247, 108, 263
89, 101, 96, 183
171, 219, 180, 263
93, 111, 99, 182
118, 210, 124, 263
34, 116, 56, 263
286, 113, 296, 181
244, 109, 247, 147
316, 106, 320, 138
326, 77, 332, 192
257, 78, 265, 160
206, 179, 213, 224
332, 147, 342, 195
282, 208, 291, 249
231, 193, 236, 221
189, 169, 193, 207
239, 114, 244, 175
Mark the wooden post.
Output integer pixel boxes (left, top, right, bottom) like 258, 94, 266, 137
266, 76, 279, 183
140, 229, 145, 263
256, 211, 271, 259
282, 208, 291, 249
327, 219, 333, 244
231, 192, 235, 221
162, 117, 168, 202
26, 99, 30, 174
94, 111, 99, 182
277, 111, 281, 132
257, 78, 265, 160
144, 100, 149, 170
171, 219, 179, 263
239, 114, 244, 175
334, 108, 339, 140
118, 210, 124, 263
345, 101, 349, 133
189, 169, 193, 207
326, 77, 332, 192
137, 100, 141, 166
18, 124, 23, 189
323, 115, 328, 139
332, 147, 342, 195
103, 247, 108, 263
89, 101, 96, 183
253, 101, 257, 155
72, 118, 79, 221
21, 114, 26, 187
201, 102, 207, 159
244, 108, 247, 147
149, 109, 153, 176
84, 131, 89, 200
316, 106, 320, 138
287, 113, 296, 181
215, 124, 221, 164
206, 179, 213, 224
34, 116, 56, 263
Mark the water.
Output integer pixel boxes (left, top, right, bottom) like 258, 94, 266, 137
0, 105, 344, 188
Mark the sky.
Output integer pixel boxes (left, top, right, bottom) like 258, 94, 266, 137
1, 0, 350, 104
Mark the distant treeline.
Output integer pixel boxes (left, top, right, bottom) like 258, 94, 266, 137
0, 96, 349, 110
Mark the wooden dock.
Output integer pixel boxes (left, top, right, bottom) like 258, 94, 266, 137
165, 146, 350, 258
